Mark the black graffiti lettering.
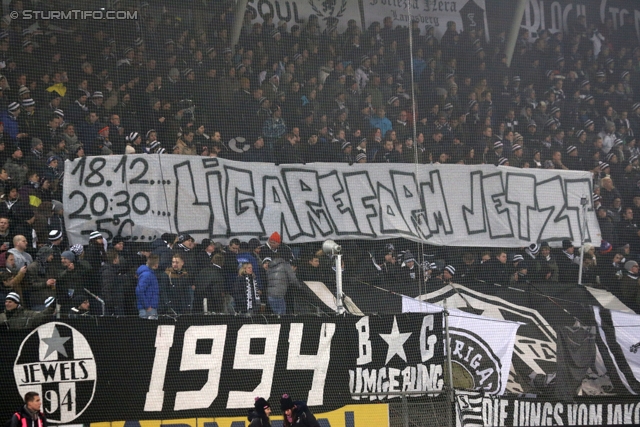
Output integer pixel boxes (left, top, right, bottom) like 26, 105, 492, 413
251, 0, 305, 24
95, 218, 114, 241
85, 157, 106, 187
378, 182, 413, 235
202, 158, 219, 169
206, 171, 229, 238
68, 190, 91, 220
70, 156, 87, 186
226, 167, 263, 237
420, 170, 454, 237
318, 171, 359, 235
89, 192, 108, 217
462, 171, 487, 235
481, 173, 514, 239
344, 172, 378, 237
283, 169, 333, 238
564, 179, 594, 244
113, 155, 127, 183
112, 191, 131, 222
174, 162, 212, 235
261, 176, 303, 239
391, 171, 423, 239
116, 219, 134, 240
131, 193, 151, 215
505, 173, 537, 242
536, 177, 572, 243
129, 157, 149, 184
274, 0, 291, 21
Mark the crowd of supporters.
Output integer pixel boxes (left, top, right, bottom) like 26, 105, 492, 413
2, 1, 640, 325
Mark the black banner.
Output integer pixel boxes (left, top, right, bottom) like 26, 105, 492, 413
0, 314, 443, 424
486, 0, 640, 42
456, 390, 640, 427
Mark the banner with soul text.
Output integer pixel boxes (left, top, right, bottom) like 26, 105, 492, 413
245, 0, 361, 32
62, 155, 600, 247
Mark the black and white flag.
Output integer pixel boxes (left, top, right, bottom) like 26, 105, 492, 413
455, 390, 485, 427
594, 307, 640, 395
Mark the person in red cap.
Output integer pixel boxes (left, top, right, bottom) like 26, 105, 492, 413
269, 232, 281, 247
86, 125, 111, 156
259, 231, 293, 263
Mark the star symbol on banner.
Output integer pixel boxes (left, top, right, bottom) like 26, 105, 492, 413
379, 316, 412, 364
42, 326, 70, 359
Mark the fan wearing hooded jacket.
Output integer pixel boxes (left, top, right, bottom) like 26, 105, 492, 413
248, 397, 271, 427
279, 394, 320, 427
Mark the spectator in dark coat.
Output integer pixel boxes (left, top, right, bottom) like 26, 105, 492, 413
556, 240, 580, 283
600, 177, 622, 208
151, 233, 175, 271
100, 249, 128, 315
598, 206, 618, 247
478, 250, 513, 285
25, 246, 58, 310
56, 250, 91, 315
194, 252, 226, 313
621, 260, 640, 312
164, 252, 192, 314
84, 231, 106, 294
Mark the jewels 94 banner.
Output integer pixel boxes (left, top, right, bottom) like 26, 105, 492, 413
0, 313, 443, 423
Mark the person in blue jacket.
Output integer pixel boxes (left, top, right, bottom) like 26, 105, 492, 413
136, 254, 160, 319
1, 102, 23, 144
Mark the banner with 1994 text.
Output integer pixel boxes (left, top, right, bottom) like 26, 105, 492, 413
0, 314, 443, 423
62, 155, 600, 247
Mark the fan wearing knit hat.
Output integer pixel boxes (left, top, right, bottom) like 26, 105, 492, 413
0, 291, 56, 330
279, 393, 320, 427
248, 397, 272, 427
260, 231, 294, 264
85, 231, 106, 275
398, 251, 424, 297
443, 265, 455, 283
58, 247, 94, 314
621, 261, 640, 306
49, 229, 63, 242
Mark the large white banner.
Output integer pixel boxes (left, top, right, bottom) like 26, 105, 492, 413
402, 297, 521, 395
245, 0, 490, 40
246, 0, 361, 32
62, 155, 600, 246
362, 0, 489, 40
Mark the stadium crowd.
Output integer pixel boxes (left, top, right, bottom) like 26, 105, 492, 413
2, 1, 640, 326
